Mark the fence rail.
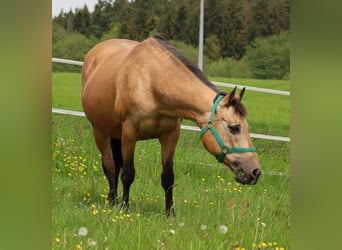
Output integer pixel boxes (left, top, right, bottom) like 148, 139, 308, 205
52, 108, 290, 177
52, 57, 290, 96
52, 108, 290, 142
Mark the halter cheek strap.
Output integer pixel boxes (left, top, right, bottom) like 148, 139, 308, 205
199, 94, 256, 163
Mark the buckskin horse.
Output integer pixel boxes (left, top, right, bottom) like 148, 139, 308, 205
81, 34, 261, 216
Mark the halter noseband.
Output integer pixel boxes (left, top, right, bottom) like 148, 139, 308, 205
199, 94, 256, 163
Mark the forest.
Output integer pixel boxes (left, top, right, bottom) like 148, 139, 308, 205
52, 0, 290, 79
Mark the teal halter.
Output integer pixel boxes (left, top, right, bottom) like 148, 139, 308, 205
199, 94, 257, 163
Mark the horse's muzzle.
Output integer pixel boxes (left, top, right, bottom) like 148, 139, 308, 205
234, 167, 261, 185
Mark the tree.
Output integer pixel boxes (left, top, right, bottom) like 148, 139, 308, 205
101, 23, 120, 41
245, 31, 289, 79
52, 33, 98, 72
92, 0, 115, 38
74, 5, 92, 37
53, 10, 67, 28
204, 35, 221, 60
52, 22, 68, 44
224, 0, 248, 59
65, 10, 74, 32
205, 0, 247, 59
249, 0, 289, 39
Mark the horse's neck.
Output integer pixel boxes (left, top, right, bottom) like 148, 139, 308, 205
139, 39, 218, 127
154, 74, 217, 127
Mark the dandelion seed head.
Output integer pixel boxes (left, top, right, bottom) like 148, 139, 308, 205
78, 227, 88, 236
88, 240, 97, 247
219, 225, 228, 234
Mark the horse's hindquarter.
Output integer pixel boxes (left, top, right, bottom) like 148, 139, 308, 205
81, 39, 139, 137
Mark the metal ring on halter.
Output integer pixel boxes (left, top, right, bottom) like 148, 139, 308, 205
207, 120, 213, 128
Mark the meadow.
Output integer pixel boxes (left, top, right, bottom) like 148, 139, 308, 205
52, 72, 290, 249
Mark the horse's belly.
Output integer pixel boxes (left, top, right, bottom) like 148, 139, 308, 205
136, 117, 181, 140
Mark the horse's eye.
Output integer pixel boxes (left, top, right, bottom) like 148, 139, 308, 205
228, 125, 240, 134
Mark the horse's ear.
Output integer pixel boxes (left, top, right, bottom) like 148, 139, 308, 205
226, 86, 237, 105
239, 87, 245, 101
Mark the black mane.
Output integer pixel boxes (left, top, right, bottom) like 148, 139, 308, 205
229, 98, 247, 117
153, 33, 222, 95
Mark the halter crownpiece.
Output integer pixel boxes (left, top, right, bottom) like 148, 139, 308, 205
199, 94, 256, 163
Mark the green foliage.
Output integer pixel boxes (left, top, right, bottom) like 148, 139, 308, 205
73, 5, 92, 37
245, 31, 290, 79
204, 35, 221, 60
169, 40, 200, 66
249, 0, 290, 39
204, 57, 253, 79
100, 23, 120, 41
91, 0, 115, 39
52, 23, 68, 44
52, 33, 97, 72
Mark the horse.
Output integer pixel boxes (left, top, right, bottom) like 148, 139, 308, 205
81, 34, 261, 216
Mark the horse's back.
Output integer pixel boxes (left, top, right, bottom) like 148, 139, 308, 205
82, 39, 139, 87
81, 39, 139, 136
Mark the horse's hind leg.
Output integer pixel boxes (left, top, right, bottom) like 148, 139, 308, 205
110, 138, 123, 201
93, 130, 118, 204
120, 123, 137, 210
159, 128, 180, 217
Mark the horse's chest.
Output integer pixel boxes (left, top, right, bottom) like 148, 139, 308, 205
136, 117, 180, 139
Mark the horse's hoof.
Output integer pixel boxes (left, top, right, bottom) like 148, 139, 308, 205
165, 207, 176, 217
120, 202, 130, 213
107, 196, 119, 206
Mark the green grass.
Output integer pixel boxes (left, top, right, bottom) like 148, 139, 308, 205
52, 72, 290, 250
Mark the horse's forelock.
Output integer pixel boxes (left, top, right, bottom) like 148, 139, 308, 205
228, 98, 247, 117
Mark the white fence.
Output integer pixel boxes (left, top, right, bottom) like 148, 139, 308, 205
52, 57, 290, 96
52, 108, 290, 142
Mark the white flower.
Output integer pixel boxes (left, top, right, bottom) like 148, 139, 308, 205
78, 227, 88, 236
200, 224, 207, 230
261, 222, 267, 228
88, 240, 97, 247
169, 229, 176, 235
178, 222, 185, 227
219, 225, 228, 234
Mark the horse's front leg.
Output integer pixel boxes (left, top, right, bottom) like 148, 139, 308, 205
120, 123, 137, 211
159, 127, 180, 217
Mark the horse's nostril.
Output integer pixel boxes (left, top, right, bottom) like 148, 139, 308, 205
252, 168, 261, 178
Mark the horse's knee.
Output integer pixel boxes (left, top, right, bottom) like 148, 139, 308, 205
102, 162, 114, 179
121, 168, 135, 186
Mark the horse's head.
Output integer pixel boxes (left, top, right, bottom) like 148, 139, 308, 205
200, 87, 261, 185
